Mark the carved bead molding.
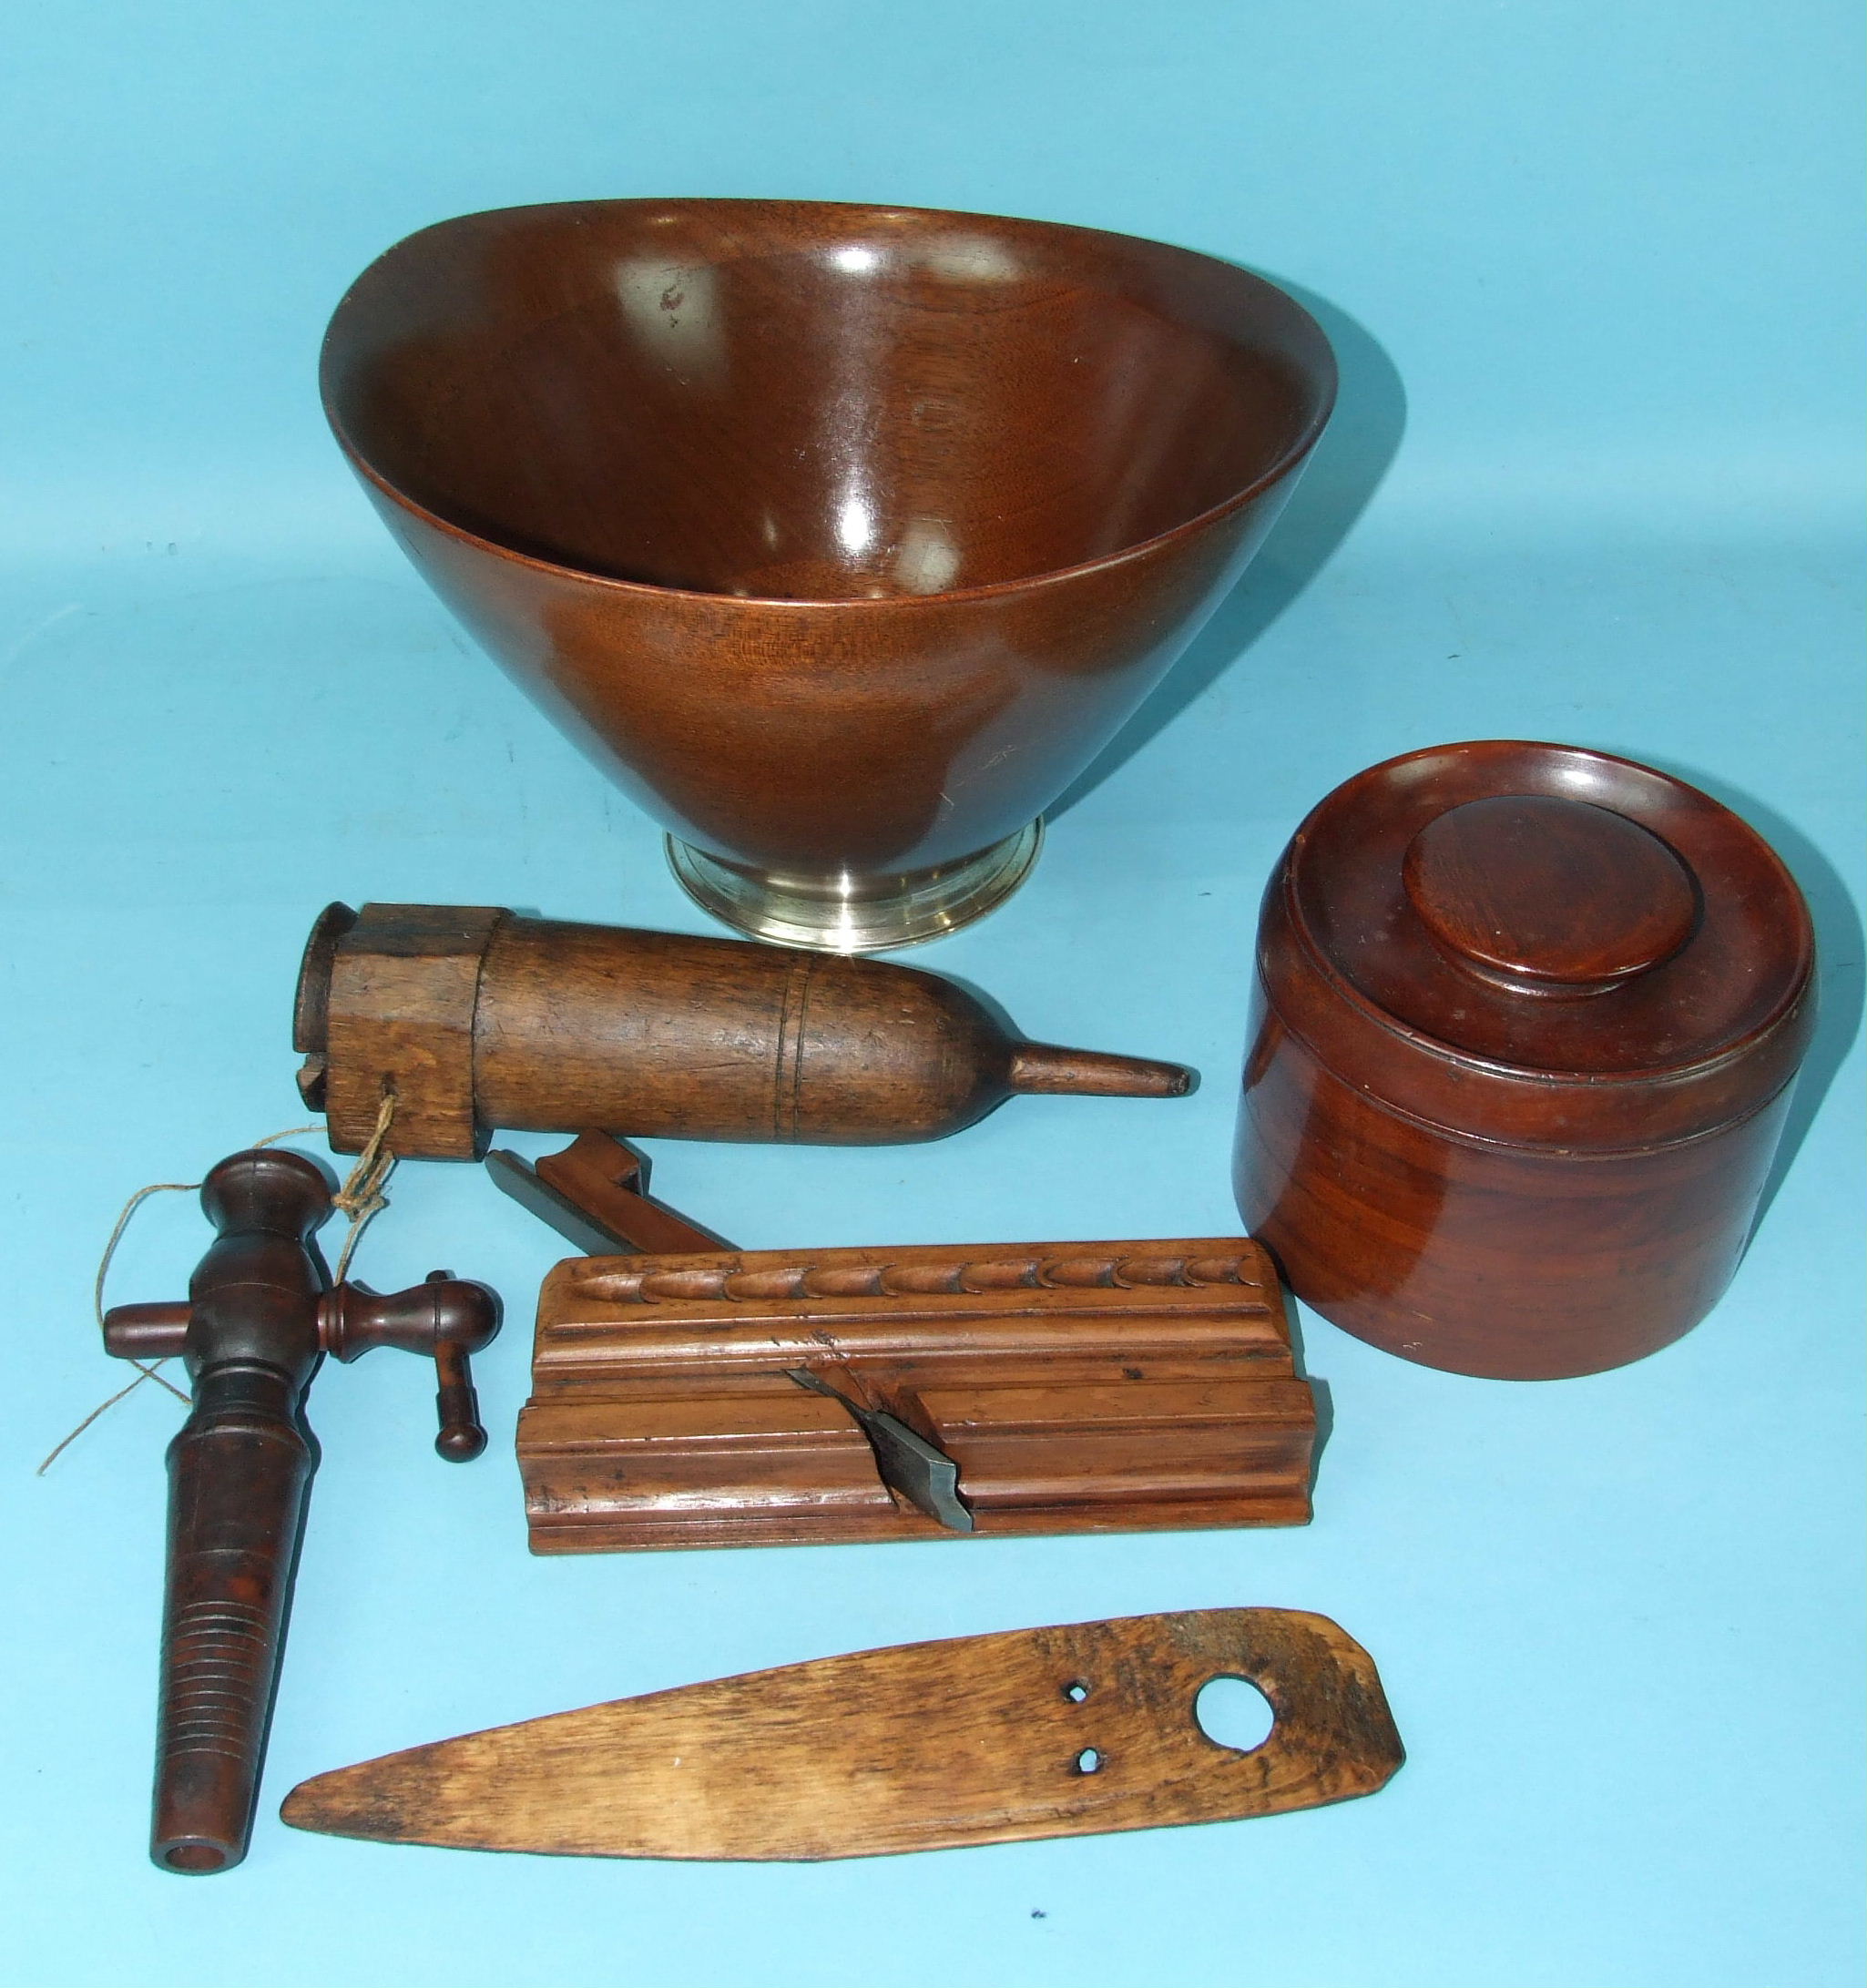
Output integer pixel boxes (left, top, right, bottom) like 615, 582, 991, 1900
571, 1251, 1262, 1307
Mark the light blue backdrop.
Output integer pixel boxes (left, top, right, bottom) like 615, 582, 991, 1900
2, 5, 1860, 1985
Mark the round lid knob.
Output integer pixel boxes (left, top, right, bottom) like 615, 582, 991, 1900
1402, 794, 1698, 995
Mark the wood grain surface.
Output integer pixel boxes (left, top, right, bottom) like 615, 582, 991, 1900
101, 1152, 500, 1873
1235, 739, 1816, 1378
532, 1131, 732, 1254
520, 1237, 1314, 1550
320, 199, 1335, 895
299, 902, 1191, 1156
281, 1608, 1403, 1860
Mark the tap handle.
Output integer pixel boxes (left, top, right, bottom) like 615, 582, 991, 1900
317, 1269, 500, 1461
432, 1332, 486, 1461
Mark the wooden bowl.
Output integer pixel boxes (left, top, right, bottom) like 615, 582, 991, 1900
322, 200, 1334, 949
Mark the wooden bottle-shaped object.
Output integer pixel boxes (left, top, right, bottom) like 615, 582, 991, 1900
295, 903, 1193, 1159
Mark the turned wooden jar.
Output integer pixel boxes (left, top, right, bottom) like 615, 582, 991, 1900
1234, 740, 1816, 1379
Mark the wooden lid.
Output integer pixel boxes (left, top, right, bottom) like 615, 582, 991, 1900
1259, 741, 1815, 1149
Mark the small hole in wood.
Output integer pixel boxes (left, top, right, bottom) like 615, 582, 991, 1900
161, 1841, 227, 1873
1195, 1675, 1274, 1752
1063, 1679, 1090, 1703
1073, 1747, 1102, 1774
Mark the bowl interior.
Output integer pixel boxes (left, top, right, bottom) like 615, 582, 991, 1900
325, 202, 1334, 602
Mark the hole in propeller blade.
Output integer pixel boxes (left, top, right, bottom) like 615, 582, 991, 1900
1195, 1675, 1274, 1752
1073, 1747, 1102, 1774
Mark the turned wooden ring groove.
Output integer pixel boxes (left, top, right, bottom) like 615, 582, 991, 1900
1235, 739, 1816, 1380
1403, 795, 1698, 996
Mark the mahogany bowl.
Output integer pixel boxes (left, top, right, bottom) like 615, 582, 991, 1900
322, 199, 1335, 949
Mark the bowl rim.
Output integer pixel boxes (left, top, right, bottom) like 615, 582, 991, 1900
321, 197, 1339, 610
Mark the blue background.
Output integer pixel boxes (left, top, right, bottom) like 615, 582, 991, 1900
3, 5, 1861, 1983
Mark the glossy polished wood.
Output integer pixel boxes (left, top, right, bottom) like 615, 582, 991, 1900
486, 1131, 734, 1256
282, 1610, 1402, 1861
297, 901, 1192, 1158
321, 199, 1335, 895
101, 1151, 499, 1873
518, 1238, 1313, 1550
1402, 794, 1699, 993
1234, 741, 1816, 1380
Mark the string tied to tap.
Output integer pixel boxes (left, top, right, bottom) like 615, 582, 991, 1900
330, 1086, 398, 1283
36, 1089, 400, 1474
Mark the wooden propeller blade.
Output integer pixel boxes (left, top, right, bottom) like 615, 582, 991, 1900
281, 1609, 1402, 1861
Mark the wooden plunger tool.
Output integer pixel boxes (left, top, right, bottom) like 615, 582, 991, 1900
101, 1147, 500, 1874
295, 902, 1194, 1159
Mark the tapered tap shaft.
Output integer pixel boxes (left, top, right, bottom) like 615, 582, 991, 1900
141, 1151, 327, 1874
154, 1363, 315, 1873
104, 1148, 499, 1873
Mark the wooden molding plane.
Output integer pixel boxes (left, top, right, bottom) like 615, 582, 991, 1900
518, 1237, 1316, 1552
